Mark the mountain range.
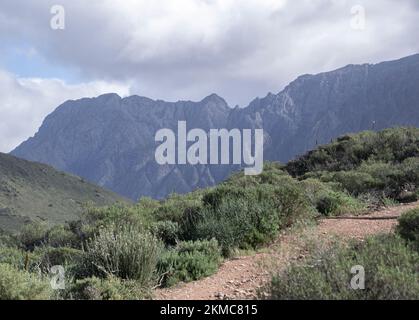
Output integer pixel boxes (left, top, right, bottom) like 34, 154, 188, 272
11, 54, 419, 201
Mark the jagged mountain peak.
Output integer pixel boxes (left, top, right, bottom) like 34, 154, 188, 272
201, 93, 228, 105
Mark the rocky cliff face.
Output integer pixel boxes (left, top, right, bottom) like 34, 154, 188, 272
12, 54, 419, 200
231, 54, 419, 163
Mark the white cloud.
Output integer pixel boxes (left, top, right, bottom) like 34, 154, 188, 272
1, 0, 418, 106
0, 69, 130, 152
0, 0, 418, 151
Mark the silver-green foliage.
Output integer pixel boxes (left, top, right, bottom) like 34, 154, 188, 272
85, 224, 163, 286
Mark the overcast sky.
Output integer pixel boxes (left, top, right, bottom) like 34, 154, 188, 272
0, 0, 418, 152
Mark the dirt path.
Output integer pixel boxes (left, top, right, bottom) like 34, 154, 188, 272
154, 201, 419, 300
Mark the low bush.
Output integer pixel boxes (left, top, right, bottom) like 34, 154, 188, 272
82, 205, 147, 231
152, 192, 205, 224
267, 235, 419, 300
184, 181, 311, 255
45, 225, 80, 248
0, 246, 27, 269
18, 222, 49, 250
63, 276, 148, 300
299, 178, 365, 216
328, 171, 377, 196
315, 191, 365, 216
190, 191, 278, 255
158, 239, 222, 287
0, 231, 18, 248
397, 208, 419, 250
35, 247, 84, 272
150, 220, 180, 246
84, 224, 162, 286
0, 263, 52, 300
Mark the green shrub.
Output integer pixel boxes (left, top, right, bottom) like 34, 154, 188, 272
222, 163, 288, 188
152, 192, 205, 223
184, 181, 311, 255
286, 128, 419, 205
84, 224, 162, 286
192, 189, 279, 255
329, 171, 376, 196
267, 235, 419, 300
399, 157, 419, 186
0, 246, 26, 269
315, 193, 340, 216
272, 178, 313, 227
191, 199, 257, 256
0, 246, 47, 273
0, 263, 52, 300
398, 192, 419, 203
299, 178, 365, 216
158, 239, 222, 287
0, 231, 18, 248
82, 205, 147, 231
179, 205, 205, 241
18, 222, 48, 250
315, 191, 365, 216
45, 225, 79, 248
150, 220, 180, 246
397, 208, 419, 250
35, 247, 84, 272
63, 276, 148, 300
286, 128, 419, 177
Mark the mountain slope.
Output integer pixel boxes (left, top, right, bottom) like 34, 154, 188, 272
0, 153, 130, 231
230, 54, 419, 162
12, 54, 419, 200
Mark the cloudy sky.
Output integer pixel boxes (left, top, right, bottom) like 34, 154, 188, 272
0, 0, 418, 152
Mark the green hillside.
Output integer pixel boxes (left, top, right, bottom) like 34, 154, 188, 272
286, 127, 419, 203
0, 153, 130, 231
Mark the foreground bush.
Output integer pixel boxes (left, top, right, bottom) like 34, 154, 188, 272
191, 197, 277, 255
84, 224, 162, 286
62, 276, 148, 300
0, 263, 52, 300
158, 239, 222, 287
184, 181, 311, 255
397, 208, 419, 250
267, 235, 419, 300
